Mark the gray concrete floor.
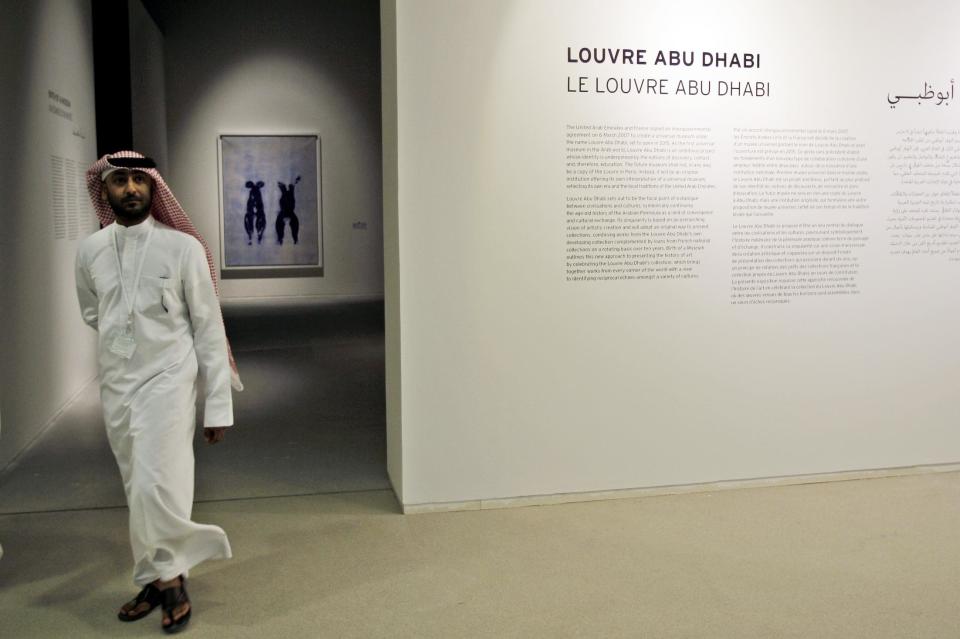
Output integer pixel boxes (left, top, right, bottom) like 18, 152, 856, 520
0, 301, 389, 514
2, 475, 959, 638
2, 302, 959, 637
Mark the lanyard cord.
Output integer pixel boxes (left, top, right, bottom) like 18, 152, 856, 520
111, 219, 156, 327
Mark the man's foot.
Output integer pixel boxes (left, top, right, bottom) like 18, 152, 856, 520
157, 576, 191, 633
117, 583, 162, 622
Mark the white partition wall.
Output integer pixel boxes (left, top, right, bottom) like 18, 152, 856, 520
383, 0, 960, 508
0, 0, 98, 469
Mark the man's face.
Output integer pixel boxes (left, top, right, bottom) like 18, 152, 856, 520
102, 169, 153, 221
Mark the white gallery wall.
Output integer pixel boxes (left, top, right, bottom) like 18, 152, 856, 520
0, 0, 98, 469
381, 0, 403, 497
384, 0, 960, 507
161, 0, 383, 302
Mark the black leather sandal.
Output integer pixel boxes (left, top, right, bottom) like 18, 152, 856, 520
161, 576, 192, 634
117, 583, 162, 622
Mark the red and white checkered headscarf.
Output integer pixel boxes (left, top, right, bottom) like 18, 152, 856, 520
86, 151, 243, 391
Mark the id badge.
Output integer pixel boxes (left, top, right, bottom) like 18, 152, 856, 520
109, 330, 137, 359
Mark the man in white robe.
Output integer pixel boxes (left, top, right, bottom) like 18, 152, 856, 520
75, 152, 240, 633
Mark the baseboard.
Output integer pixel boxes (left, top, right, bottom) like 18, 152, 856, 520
221, 293, 384, 307
401, 462, 960, 515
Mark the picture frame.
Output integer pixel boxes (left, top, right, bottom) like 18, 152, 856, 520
217, 134, 324, 278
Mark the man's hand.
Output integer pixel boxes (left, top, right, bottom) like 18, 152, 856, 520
203, 427, 228, 445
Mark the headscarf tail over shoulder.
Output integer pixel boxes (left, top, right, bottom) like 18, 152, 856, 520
86, 151, 243, 391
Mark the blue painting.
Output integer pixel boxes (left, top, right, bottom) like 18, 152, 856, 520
219, 135, 322, 274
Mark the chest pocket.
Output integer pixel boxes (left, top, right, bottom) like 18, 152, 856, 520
139, 276, 182, 316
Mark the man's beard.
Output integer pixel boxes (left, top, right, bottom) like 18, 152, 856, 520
107, 191, 152, 222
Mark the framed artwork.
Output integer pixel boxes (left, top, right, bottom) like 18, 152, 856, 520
217, 134, 324, 278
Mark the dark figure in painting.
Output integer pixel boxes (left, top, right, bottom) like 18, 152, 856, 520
276, 176, 301, 245
243, 180, 266, 245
